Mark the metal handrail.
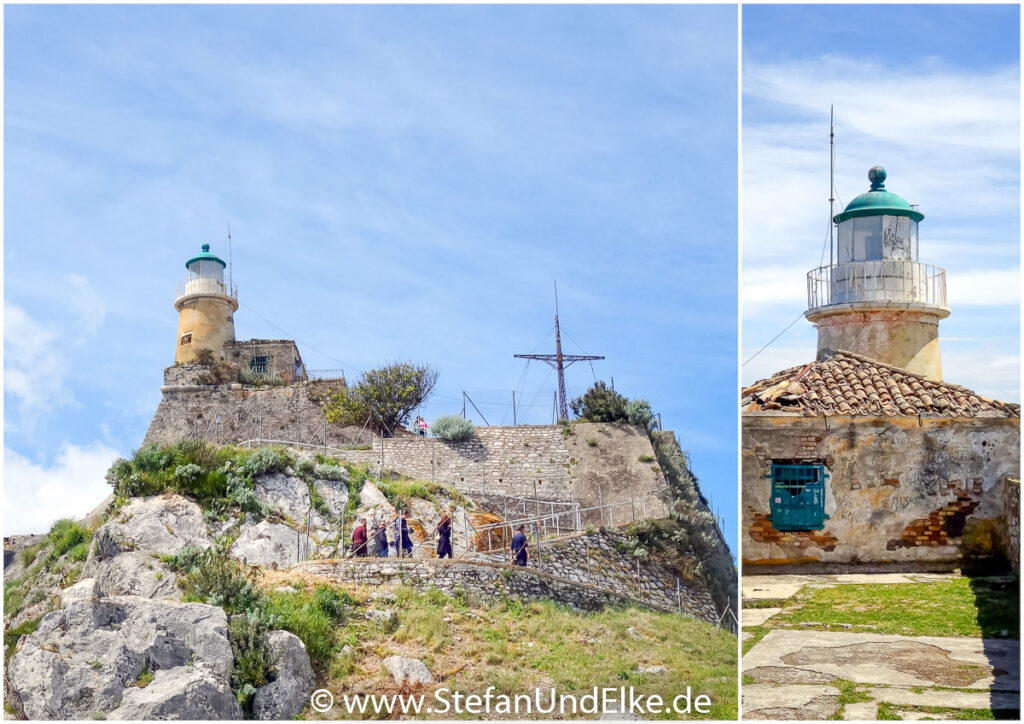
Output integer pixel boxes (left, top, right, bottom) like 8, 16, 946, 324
807, 260, 947, 310
174, 276, 238, 300
307, 369, 347, 382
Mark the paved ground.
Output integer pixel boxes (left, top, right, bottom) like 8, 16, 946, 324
741, 573, 1020, 720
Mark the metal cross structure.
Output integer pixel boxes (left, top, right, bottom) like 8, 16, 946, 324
514, 283, 604, 423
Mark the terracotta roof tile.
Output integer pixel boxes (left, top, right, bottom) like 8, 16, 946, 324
742, 350, 1020, 419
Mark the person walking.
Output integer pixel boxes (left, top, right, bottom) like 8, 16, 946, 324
435, 511, 453, 559
352, 518, 368, 557
398, 510, 414, 557
510, 524, 529, 566
372, 520, 390, 558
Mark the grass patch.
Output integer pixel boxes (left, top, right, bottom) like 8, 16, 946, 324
4, 616, 42, 665
772, 578, 1018, 638
828, 679, 871, 720
307, 584, 736, 720
876, 702, 1013, 720
744, 598, 787, 609
742, 625, 769, 655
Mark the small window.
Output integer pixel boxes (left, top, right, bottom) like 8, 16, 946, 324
250, 355, 269, 374
770, 462, 829, 531
180, 333, 192, 345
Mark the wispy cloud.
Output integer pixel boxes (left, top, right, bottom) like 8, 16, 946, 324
4, 442, 118, 535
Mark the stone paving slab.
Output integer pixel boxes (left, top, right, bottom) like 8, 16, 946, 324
743, 630, 1020, 692
842, 702, 878, 720
743, 607, 782, 627
742, 683, 840, 720
867, 687, 1020, 710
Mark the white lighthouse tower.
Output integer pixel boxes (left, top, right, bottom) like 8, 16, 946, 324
173, 244, 239, 363
805, 166, 949, 381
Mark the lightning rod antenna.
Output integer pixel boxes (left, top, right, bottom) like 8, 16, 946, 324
227, 223, 234, 288
829, 105, 835, 269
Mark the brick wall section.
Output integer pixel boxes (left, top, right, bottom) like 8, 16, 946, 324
294, 541, 718, 624
889, 484, 981, 550
747, 512, 838, 551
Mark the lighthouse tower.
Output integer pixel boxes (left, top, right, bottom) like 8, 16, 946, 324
805, 167, 949, 381
173, 244, 238, 363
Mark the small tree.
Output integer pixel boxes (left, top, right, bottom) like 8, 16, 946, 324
570, 381, 628, 422
324, 362, 439, 437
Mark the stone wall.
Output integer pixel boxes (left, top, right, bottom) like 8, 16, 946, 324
294, 539, 718, 625
1003, 477, 1020, 573
143, 375, 349, 448
146, 385, 669, 525
530, 530, 717, 620
742, 414, 1020, 568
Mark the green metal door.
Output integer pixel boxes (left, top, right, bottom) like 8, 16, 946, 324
769, 464, 828, 531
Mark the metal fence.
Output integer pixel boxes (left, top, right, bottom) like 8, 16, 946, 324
807, 260, 947, 311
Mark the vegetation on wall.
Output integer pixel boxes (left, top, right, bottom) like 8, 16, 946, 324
431, 414, 475, 441
324, 361, 439, 437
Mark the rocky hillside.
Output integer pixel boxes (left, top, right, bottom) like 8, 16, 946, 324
4, 440, 735, 720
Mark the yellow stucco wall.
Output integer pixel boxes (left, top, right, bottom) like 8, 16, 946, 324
813, 309, 943, 381
174, 297, 237, 363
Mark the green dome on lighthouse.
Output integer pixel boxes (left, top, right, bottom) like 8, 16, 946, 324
833, 166, 924, 224
185, 243, 227, 270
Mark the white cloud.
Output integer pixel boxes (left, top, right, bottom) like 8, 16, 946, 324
3, 303, 73, 432
4, 275, 107, 433
947, 268, 1020, 307
4, 442, 119, 535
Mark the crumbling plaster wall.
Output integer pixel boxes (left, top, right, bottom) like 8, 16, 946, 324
742, 414, 1019, 567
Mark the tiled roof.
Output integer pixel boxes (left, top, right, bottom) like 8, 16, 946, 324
742, 350, 1019, 418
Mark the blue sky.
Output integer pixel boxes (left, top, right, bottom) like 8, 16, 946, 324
742, 4, 1020, 400
4, 5, 739, 545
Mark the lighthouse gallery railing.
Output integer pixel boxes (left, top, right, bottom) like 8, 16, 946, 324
807, 260, 947, 311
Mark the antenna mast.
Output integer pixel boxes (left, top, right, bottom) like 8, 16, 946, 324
829, 105, 835, 269
227, 223, 234, 288
515, 281, 604, 422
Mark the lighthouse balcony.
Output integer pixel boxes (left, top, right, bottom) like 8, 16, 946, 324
806, 260, 947, 314
174, 276, 239, 303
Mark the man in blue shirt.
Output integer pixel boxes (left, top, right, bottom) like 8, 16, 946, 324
510, 524, 529, 566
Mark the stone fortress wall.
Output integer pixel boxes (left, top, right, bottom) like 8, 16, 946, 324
145, 366, 670, 525
295, 530, 718, 623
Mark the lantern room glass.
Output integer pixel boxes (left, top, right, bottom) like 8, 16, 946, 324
188, 259, 225, 281
837, 215, 918, 263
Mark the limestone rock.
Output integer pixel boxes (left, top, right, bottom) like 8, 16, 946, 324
314, 478, 350, 519
6, 595, 234, 720
637, 665, 669, 675
382, 655, 433, 685
254, 473, 326, 528
253, 630, 315, 720
358, 481, 394, 513
60, 577, 100, 606
108, 664, 242, 720
83, 551, 180, 600
365, 609, 398, 626
230, 520, 312, 568
89, 494, 211, 559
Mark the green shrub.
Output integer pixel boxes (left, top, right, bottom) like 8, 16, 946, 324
240, 449, 286, 477
48, 519, 92, 559
18, 543, 43, 568
323, 362, 439, 436
570, 381, 627, 423
266, 586, 346, 664
228, 610, 274, 710
638, 454, 655, 463
313, 462, 346, 481
431, 414, 476, 441
162, 545, 208, 573
180, 550, 262, 615
625, 399, 654, 429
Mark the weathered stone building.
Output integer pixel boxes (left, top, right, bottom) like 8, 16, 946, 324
743, 167, 1020, 570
